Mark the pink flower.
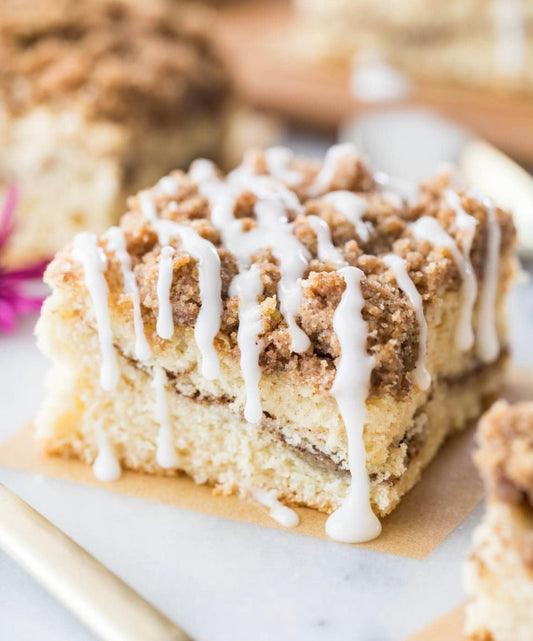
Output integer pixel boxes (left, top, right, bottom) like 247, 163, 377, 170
0, 186, 48, 332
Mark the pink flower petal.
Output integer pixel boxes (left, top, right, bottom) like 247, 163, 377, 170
12, 293, 43, 315
0, 298, 17, 332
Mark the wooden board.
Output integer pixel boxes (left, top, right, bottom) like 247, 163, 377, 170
214, 0, 533, 164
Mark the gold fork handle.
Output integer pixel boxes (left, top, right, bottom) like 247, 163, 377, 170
0, 482, 192, 641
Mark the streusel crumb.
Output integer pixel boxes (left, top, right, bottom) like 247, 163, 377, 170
46, 149, 516, 397
476, 401, 533, 508
0, 0, 231, 125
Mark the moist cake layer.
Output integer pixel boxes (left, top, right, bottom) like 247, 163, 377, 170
36, 303, 505, 516
36, 144, 516, 542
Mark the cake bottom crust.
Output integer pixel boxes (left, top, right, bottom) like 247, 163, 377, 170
35, 345, 504, 518
464, 501, 533, 641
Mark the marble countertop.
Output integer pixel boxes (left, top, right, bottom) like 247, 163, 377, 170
1, 134, 533, 641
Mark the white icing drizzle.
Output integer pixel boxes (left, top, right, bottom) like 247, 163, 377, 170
105, 227, 151, 362
491, 0, 526, 77
229, 266, 265, 424
162, 221, 223, 380
153, 365, 179, 469
156, 246, 175, 341
374, 171, 420, 206
256, 201, 311, 353
322, 191, 369, 242
264, 147, 302, 185
311, 143, 359, 195
142, 212, 223, 380
411, 216, 475, 353
188, 158, 219, 184
138, 190, 158, 224
325, 266, 381, 543
253, 489, 300, 528
445, 189, 478, 351
157, 176, 180, 197
93, 421, 121, 482
474, 196, 501, 363
72, 232, 119, 391
200, 176, 310, 354
382, 254, 430, 391
306, 215, 346, 267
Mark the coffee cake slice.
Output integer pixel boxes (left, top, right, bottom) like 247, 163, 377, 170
464, 401, 533, 641
294, 0, 533, 95
35, 144, 516, 542
0, 0, 232, 266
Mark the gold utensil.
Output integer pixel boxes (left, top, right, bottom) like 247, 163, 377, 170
0, 482, 192, 641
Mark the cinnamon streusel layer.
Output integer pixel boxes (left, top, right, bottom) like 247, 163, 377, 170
464, 401, 533, 641
36, 144, 516, 542
0, 0, 232, 266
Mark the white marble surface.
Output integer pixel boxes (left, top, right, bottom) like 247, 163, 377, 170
1, 134, 533, 641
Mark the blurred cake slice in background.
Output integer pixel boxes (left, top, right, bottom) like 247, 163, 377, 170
0, 0, 232, 266
294, 0, 533, 95
464, 401, 533, 641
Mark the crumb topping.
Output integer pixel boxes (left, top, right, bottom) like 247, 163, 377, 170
46, 146, 516, 397
476, 401, 533, 507
0, 0, 231, 125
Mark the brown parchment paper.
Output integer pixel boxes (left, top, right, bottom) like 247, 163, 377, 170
406, 604, 466, 640
0, 369, 530, 560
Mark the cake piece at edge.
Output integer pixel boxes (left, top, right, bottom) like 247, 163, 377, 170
293, 0, 533, 96
35, 143, 516, 543
0, 0, 232, 267
464, 401, 533, 641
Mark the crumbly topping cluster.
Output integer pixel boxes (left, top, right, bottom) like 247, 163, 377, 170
476, 401, 533, 508
0, 0, 231, 124
49, 148, 516, 396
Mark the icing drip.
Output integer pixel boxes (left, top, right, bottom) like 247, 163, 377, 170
322, 191, 370, 242
491, 0, 526, 77
253, 489, 299, 528
382, 254, 430, 391
158, 221, 222, 380
374, 171, 420, 206
311, 143, 359, 195
306, 215, 346, 267
157, 176, 180, 197
325, 266, 381, 543
256, 200, 311, 352
105, 227, 151, 362
153, 365, 179, 469
229, 266, 265, 424
188, 158, 219, 184
411, 216, 474, 353
198, 174, 310, 354
264, 147, 302, 185
138, 190, 158, 224
475, 197, 501, 363
93, 422, 121, 482
73, 232, 119, 391
156, 246, 175, 340
445, 190, 478, 351
140, 207, 223, 380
